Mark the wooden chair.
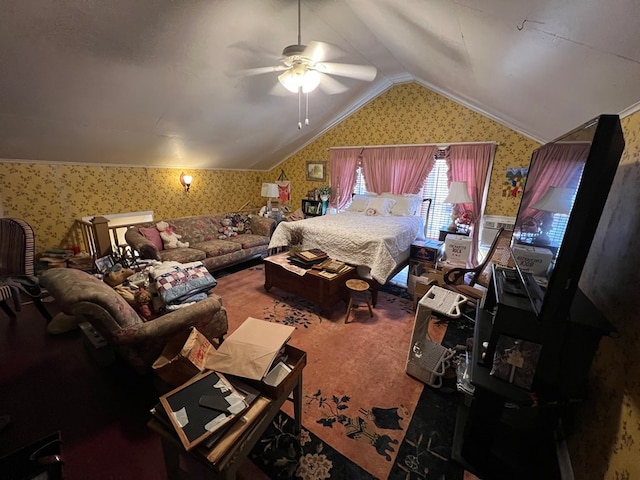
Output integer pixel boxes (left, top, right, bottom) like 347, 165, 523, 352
0, 218, 52, 321
443, 227, 508, 304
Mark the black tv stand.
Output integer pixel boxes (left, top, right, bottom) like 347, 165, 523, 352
452, 264, 614, 479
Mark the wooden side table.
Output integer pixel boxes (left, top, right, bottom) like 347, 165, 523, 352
149, 345, 306, 480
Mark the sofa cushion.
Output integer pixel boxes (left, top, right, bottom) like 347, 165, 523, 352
140, 226, 164, 251
225, 234, 270, 249
170, 217, 220, 244
192, 239, 242, 257
158, 247, 206, 264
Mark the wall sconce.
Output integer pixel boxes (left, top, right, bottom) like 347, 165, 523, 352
180, 172, 192, 193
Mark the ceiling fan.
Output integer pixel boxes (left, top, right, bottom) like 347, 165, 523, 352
238, 0, 377, 128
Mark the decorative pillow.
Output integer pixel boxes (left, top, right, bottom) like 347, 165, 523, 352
228, 213, 252, 234
140, 226, 164, 251
392, 196, 422, 216
346, 193, 378, 212
364, 197, 396, 216
381, 193, 422, 216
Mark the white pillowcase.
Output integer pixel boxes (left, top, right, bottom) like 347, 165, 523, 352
365, 197, 396, 216
381, 193, 422, 216
346, 193, 378, 212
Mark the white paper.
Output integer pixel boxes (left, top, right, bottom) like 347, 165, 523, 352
171, 407, 189, 427
204, 413, 228, 431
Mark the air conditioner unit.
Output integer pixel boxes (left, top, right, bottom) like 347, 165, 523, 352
481, 215, 515, 247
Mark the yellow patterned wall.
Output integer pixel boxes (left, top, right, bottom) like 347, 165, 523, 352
0, 163, 267, 253
267, 82, 540, 216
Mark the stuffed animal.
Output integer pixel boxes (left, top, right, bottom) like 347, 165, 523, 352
134, 287, 155, 321
156, 221, 189, 249
103, 264, 135, 287
218, 218, 238, 239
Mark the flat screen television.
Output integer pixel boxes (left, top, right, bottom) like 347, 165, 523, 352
510, 114, 625, 324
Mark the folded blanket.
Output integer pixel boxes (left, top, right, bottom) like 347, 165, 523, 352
149, 261, 217, 305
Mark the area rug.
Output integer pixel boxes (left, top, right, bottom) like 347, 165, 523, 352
213, 263, 473, 480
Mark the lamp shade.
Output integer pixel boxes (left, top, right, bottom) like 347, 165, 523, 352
261, 183, 279, 198
532, 186, 574, 214
444, 181, 472, 204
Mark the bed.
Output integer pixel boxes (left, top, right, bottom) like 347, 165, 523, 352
268, 211, 423, 286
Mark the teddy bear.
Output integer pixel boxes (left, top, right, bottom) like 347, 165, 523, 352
218, 218, 238, 239
156, 221, 189, 249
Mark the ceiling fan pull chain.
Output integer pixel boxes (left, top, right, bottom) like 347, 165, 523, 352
298, 89, 303, 129
305, 91, 310, 126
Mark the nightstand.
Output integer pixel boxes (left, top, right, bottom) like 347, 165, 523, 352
302, 199, 324, 218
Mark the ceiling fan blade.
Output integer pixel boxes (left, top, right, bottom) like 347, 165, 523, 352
317, 73, 349, 95
227, 41, 281, 62
316, 62, 377, 82
228, 65, 287, 78
302, 40, 346, 63
268, 81, 290, 96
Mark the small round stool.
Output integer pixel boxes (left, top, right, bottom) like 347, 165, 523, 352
344, 279, 373, 324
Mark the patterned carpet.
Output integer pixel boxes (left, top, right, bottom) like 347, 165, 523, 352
213, 263, 476, 480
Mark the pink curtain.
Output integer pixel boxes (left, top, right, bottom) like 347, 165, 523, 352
447, 144, 495, 266
518, 143, 590, 220
360, 145, 437, 194
329, 148, 360, 210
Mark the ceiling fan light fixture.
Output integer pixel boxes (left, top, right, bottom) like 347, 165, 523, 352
278, 67, 320, 93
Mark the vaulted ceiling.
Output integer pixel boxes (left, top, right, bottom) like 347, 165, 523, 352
1, 0, 639, 171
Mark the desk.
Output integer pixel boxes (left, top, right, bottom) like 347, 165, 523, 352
149, 345, 306, 480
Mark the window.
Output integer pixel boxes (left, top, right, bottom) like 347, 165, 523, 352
352, 158, 453, 239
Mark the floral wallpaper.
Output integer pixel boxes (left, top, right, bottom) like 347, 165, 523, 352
267, 82, 540, 217
0, 163, 266, 253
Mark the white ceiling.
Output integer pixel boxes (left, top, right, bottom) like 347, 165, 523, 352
1, 0, 639, 171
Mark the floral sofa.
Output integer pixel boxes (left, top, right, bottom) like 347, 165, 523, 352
40, 267, 228, 373
125, 213, 275, 273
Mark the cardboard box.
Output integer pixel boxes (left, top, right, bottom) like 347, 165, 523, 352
410, 240, 444, 263
244, 344, 307, 399
438, 260, 466, 285
511, 245, 553, 275
444, 234, 472, 263
152, 327, 215, 387
204, 317, 295, 381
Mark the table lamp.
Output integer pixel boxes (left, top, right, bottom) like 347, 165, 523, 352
261, 183, 280, 213
444, 181, 472, 232
531, 186, 574, 244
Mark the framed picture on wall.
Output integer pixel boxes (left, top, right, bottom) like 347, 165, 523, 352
306, 161, 326, 182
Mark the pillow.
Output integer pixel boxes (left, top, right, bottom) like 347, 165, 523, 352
346, 194, 377, 212
364, 197, 396, 216
390, 196, 422, 216
140, 226, 163, 251
381, 192, 422, 216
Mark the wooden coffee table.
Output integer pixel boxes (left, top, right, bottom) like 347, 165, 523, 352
263, 253, 358, 317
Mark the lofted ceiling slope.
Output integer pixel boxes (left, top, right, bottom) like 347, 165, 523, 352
1, 0, 639, 171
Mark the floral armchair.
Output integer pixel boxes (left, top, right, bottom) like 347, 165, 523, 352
40, 268, 228, 373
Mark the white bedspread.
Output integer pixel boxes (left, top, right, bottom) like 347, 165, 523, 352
269, 212, 422, 284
